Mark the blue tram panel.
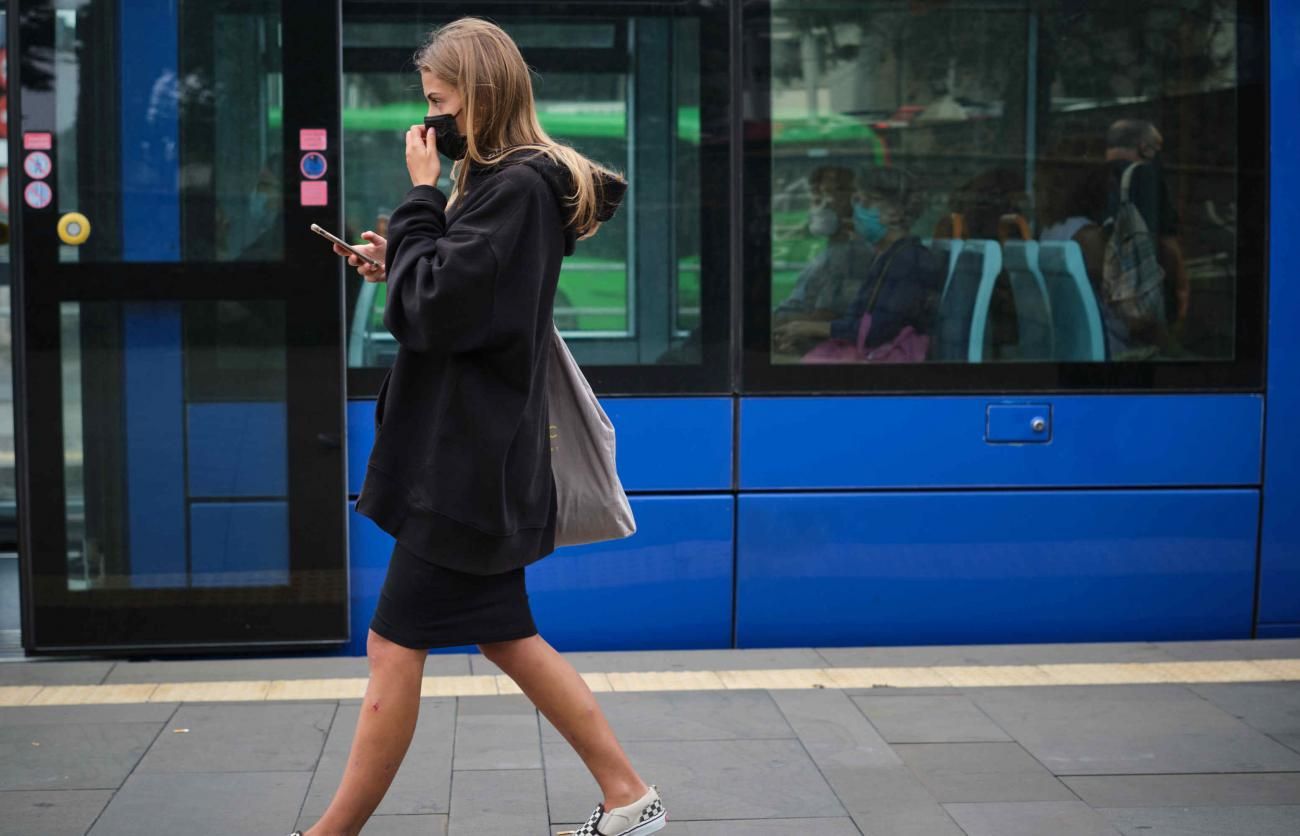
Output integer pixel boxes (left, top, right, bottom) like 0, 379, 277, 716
348, 397, 733, 495
737, 490, 1259, 648
1260, 0, 1300, 634
347, 496, 734, 656
740, 396, 1263, 490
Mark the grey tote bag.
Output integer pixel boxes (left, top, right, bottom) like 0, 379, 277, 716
547, 325, 637, 547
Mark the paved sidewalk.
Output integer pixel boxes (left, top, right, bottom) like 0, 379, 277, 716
2, 639, 1300, 836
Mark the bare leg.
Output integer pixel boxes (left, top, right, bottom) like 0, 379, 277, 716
305, 630, 427, 836
479, 634, 649, 810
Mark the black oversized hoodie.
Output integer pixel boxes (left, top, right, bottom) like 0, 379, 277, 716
355, 153, 626, 575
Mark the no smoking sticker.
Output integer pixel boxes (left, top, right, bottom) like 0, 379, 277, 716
24, 180, 52, 209
24, 151, 52, 180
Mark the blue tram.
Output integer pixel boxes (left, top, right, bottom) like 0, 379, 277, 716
0, 0, 1294, 656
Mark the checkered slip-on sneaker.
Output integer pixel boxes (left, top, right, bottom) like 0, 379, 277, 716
556, 784, 666, 836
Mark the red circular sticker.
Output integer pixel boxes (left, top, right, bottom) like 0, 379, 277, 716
24, 151, 52, 180
24, 180, 52, 209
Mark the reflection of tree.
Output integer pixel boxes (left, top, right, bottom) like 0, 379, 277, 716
1046, 1, 1237, 100
772, 1, 1238, 113
19, 9, 55, 91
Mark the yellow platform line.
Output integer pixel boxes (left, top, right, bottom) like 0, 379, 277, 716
2, 658, 1297, 707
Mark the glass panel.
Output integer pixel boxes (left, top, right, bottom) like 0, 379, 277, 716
0, 9, 15, 543
344, 19, 618, 49
764, 0, 1247, 369
51, 0, 283, 263
342, 15, 705, 368
60, 300, 289, 591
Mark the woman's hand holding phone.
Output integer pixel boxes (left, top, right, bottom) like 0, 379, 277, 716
406, 124, 442, 188
334, 231, 387, 282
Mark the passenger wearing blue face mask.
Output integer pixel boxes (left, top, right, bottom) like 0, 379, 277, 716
773, 166, 873, 326
236, 156, 283, 260
774, 166, 942, 358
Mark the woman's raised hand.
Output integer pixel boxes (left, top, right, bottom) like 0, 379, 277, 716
334, 231, 387, 283
406, 124, 442, 188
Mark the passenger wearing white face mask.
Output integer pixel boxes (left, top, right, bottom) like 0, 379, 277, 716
775, 166, 941, 359
773, 166, 873, 326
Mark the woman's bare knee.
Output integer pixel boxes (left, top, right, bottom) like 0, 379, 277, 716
367, 629, 426, 673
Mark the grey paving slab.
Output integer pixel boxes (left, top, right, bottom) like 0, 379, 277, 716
367, 814, 450, 835
102, 653, 469, 683
818, 766, 965, 836
1185, 681, 1300, 734
0, 660, 116, 686
0, 789, 113, 836
893, 742, 1077, 803
302, 697, 455, 817
850, 807, 967, 836
0, 703, 178, 726
134, 701, 335, 773
297, 814, 449, 835
88, 770, 310, 836
456, 694, 535, 716
1157, 638, 1300, 661
1063, 772, 1300, 807
1098, 804, 1300, 836
943, 800, 1124, 836
469, 647, 828, 676
1274, 733, 1300, 755
970, 684, 1300, 774
768, 689, 900, 768
850, 694, 1012, 743
816, 641, 1177, 668
543, 738, 845, 823
448, 768, 547, 836
453, 708, 540, 770
0, 721, 162, 790
540, 690, 795, 744
550, 818, 863, 835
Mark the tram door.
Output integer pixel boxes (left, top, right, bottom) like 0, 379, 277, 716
12, 0, 348, 652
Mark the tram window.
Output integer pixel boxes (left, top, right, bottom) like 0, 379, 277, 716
37, 0, 285, 263
750, 0, 1263, 391
341, 14, 708, 370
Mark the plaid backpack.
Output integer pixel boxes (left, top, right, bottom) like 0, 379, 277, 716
1102, 162, 1167, 334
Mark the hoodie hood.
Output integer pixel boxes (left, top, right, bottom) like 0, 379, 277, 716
473, 152, 627, 255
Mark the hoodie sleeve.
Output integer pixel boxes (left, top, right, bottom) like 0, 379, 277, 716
382, 173, 542, 354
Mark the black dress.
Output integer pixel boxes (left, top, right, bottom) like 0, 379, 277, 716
359, 153, 625, 650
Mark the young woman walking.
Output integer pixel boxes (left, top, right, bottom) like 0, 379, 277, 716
293, 17, 665, 836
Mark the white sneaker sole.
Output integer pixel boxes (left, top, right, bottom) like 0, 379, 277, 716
618, 812, 666, 836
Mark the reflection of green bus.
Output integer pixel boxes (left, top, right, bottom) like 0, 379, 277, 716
284, 102, 887, 356
272, 103, 888, 153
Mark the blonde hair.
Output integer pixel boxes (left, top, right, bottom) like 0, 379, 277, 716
415, 18, 624, 237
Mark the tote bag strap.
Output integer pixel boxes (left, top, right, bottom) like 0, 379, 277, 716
855, 242, 907, 353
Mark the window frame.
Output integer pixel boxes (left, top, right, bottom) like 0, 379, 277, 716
738, 0, 1269, 396
341, 0, 734, 397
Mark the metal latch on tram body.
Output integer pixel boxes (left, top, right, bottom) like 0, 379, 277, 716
985, 403, 1052, 444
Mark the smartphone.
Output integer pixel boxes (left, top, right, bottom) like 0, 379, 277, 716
311, 223, 382, 269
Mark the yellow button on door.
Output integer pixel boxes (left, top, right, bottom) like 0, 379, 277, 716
57, 212, 92, 245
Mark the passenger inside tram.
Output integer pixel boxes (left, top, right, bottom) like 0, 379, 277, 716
1037, 135, 1109, 294
774, 166, 941, 362
1102, 118, 1190, 356
771, 165, 873, 327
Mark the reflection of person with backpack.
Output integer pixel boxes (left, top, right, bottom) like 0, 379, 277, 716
1102, 119, 1190, 357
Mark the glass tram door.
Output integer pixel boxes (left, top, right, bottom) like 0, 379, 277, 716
12, 0, 348, 652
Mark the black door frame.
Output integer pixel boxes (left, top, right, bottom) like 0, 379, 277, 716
11, 0, 351, 654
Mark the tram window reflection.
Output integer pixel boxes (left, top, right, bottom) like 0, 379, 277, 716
764, 0, 1246, 369
342, 14, 706, 370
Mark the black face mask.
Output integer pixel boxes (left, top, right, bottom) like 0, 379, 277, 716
424, 114, 468, 161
